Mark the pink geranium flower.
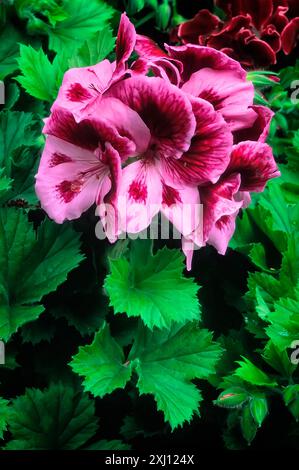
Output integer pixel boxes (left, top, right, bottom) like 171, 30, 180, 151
183, 141, 280, 268
36, 13, 280, 271
36, 99, 150, 224
52, 13, 137, 119
105, 75, 232, 237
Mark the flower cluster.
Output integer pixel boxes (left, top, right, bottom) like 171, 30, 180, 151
35, 14, 279, 269
175, 0, 299, 67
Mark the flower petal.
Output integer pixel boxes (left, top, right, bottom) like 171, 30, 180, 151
35, 137, 108, 223
96, 143, 122, 243
201, 173, 243, 248
115, 13, 136, 77
227, 141, 280, 192
281, 18, 299, 54
182, 67, 254, 131
178, 10, 221, 44
234, 105, 274, 143
161, 181, 202, 238
107, 76, 196, 160
162, 97, 233, 186
135, 34, 168, 58
135, 35, 182, 85
52, 60, 114, 118
206, 210, 239, 255
44, 102, 150, 159
116, 160, 163, 234
241, 0, 273, 29
166, 44, 247, 83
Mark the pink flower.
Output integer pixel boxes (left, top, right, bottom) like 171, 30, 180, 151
135, 38, 271, 137
183, 141, 280, 267
36, 100, 150, 224
52, 13, 137, 119
104, 75, 233, 237
35, 13, 280, 271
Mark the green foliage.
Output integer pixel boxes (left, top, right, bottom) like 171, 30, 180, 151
283, 385, 299, 421
234, 358, 277, 387
0, 397, 9, 440
0, 0, 299, 452
71, 321, 222, 430
0, 209, 84, 340
70, 322, 133, 397
5, 383, 99, 449
47, 0, 115, 53
16, 45, 67, 102
0, 24, 24, 80
105, 243, 200, 329
69, 27, 116, 68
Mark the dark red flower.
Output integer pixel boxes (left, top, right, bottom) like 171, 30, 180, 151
176, 0, 299, 67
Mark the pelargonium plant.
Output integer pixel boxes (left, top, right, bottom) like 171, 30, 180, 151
36, 13, 279, 270
174, 0, 299, 67
2, 0, 299, 454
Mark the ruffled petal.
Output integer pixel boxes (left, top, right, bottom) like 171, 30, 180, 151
107, 76, 196, 160
161, 181, 201, 238
114, 13, 136, 78
135, 34, 168, 58
178, 10, 221, 44
281, 18, 299, 54
135, 35, 182, 85
116, 160, 163, 234
44, 102, 150, 159
166, 44, 246, 83
35, 137, 108, 223
241, 0, 273, 29
261, 25, 281, 53
201, 173, 243, 254
227, 141, 280, 192
234, 105, 274, 143
52, 60, 114, 118
162, 97, 233, 186
182, 67, 254, 131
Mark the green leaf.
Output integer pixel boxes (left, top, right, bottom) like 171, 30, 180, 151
0, 110, 38, 170
266, 294, 299, 351
70, 322, 133, 397
20, 313, 56, 345
215, 387, 249, 409
0, 169, 12, 200
71, 322, 222, 430
283, 385, 299, 421
0, 397, 9, 439
15, 0, 68, 30
0, 209, 84, 340
235, 357, 277, 387
16, 45, 67, 101
129, 322, 222, 429
241, 404, 258, 445
48, 0, 115, 53
69, 27, 115, 68
249, 396, 268, 427
85, 440, 131, 450
105, 246, 200, 329
280, 234, 299, 288
0, 24, 24, 80
0, 110, 42, 204
1, 83, 20, 110
6, 383, 98, 449
263, 340, 296, 378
